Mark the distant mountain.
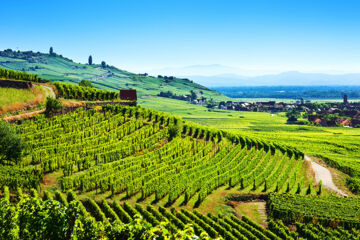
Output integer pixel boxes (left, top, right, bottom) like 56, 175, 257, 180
147, 64, 271, 77
148, 64, 238, 77
0, 49, 224, 100
186, 71, 360, 87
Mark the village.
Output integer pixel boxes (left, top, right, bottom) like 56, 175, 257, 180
158, 91, 360, 128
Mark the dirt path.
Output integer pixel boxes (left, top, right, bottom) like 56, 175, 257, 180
230, 201, 268, 227
305, 155, 347, 196
39, 85, 56, 98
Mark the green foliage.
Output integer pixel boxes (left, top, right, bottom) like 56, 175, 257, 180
0, 121, 25, 164
0, 166, 41, 191
45, 97, 63, 117
78, 79, 93, 88
13, 105, 304, 205
49, 47, 54, 56
54, 82, 118, 101
286, 109, 300, 120
168, 121, 182, 141
317, 180, 322, 195
0, 68, 49, 83
190, 90, 197, 100
0, 51, 223, 101
88, 55, 92, 65
1, 190, 359, 239
140, 97, 359, 195
346, 177, 360, 194
268, 193, 360, 229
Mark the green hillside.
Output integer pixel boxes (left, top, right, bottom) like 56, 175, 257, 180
1, 104, 359, 239
0, 49, 225, 100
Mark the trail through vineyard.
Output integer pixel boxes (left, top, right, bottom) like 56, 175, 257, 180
305, 155, 347, 196
39, 85, 56, 98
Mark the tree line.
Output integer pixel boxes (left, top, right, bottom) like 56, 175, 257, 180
0, 68, 50, 83
54, 82, 119, 101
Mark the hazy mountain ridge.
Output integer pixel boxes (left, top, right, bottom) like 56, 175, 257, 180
187, 71, 360, 87
148, 64, 360, 87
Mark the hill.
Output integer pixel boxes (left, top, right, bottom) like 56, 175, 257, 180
1, 104, 360, 239
0, 49, 225, 101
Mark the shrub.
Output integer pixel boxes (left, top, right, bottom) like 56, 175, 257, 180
0, 121, 25, 164
45, 97, 63, 117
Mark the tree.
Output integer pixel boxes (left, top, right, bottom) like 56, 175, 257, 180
317, 180, 323, 195
101, 61, 106, 68
79, 79, 93, 88
45, 97, 63, 117
168, 121, 183, 141
88, 55, 93, 65
286, 109, 301, 122
49, 47, 54, 56
190, 90, 197, 100
0, 121, 25, 164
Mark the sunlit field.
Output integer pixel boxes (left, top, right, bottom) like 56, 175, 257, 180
139, 96, 360, 181
0, 86, 44, 114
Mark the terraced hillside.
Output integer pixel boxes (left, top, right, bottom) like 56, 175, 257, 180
3, 103, 360, 239
2, 189, 359, 240
0, 49, 225, 100
10, 105, 305, 204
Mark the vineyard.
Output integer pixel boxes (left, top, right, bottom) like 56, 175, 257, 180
1, 189, 359, 240
0, 67, 50, 83
1, 100, 360, 239
53, 82, 119, 101
268, 193, 360, 229
9, 105, 307, 206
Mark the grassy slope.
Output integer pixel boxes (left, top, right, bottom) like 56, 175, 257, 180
0, 86, 45, 114
0, 52, 226, 101
139, 96, 360, 185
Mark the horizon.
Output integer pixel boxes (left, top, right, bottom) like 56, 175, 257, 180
1, 0, 360, 77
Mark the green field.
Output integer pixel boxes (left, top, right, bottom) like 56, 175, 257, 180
0, 52, 227, 101
139, 96, 360, 192
0, 86, 44, 113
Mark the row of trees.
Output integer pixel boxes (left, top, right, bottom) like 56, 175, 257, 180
0, 193, 206, 239
0, 68, 49, 83
267, 193, 360, 229
54, 82, 119, 101
15, 105, 305, 202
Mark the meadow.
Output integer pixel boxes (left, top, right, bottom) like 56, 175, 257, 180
139, 96, 360, 193
0, 86, 45, 114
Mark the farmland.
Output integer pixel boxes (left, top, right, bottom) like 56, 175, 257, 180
0, 69, 360, 239
3, 191, 359, 239
139, 96, 360, 194
1, 68, 360, 239
2, 103, 360, 239
0, 50, 226, 101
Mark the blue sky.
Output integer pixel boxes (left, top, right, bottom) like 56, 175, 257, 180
1, 0, 360, 75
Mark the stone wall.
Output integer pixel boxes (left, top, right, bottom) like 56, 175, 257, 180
0, 79, 33, 89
